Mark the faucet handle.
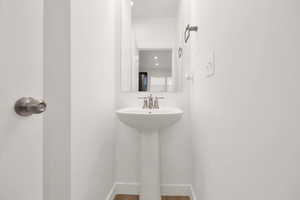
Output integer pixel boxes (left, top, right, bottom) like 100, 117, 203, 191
138, 96, 148, 109
143, 97, 149, 109
154, 96, 164, 109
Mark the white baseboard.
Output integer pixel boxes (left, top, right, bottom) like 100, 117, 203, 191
105, 183, 117, 200
105, 182, 198, 200
161, 184, 192, 196
114, 182, 140, 195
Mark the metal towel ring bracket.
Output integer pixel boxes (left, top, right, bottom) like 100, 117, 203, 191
178, 47, 183, 58
184, 24, 198, 43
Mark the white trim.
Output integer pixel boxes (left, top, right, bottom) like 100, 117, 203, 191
190, 185, 197, 200
115, 182, 140, 195
105, 183, 117, 200
161, 184, 192, 196
112, 182, 198, 199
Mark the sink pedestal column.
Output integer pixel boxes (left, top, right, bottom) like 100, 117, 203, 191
140, 131, 161, 200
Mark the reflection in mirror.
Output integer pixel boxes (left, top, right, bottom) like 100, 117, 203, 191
121, 0, 184, 92
138, 49, 173, 92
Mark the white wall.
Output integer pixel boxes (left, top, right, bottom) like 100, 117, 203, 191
190, 0, 300, 199
115, 0, 193, 185
71, 0, 117, 199
133, 18, 176, 49
121, 0, 134, 91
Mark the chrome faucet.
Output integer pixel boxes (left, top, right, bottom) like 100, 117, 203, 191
139, 94, 164, 109
142, 96, 148, 109
154, 96, 164, 109
148, 94, 154, 109
138, 95, 150, 109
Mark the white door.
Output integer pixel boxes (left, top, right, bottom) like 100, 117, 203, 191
0, 0, 44, 200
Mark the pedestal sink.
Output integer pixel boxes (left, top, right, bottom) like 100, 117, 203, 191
116, 107, 184, 200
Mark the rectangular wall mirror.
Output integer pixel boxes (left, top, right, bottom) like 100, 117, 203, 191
121, 0, 186, 93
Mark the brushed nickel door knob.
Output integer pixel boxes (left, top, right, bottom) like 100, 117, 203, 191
15, 97, 47, 116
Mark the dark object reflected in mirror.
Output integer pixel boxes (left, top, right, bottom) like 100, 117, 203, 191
139, 72, 148, 92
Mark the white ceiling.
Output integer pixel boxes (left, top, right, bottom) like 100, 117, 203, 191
132, 0, 180, 19
139, 50, 172, 71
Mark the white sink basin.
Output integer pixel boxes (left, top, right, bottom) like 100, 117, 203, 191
116, 107, 184, 132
